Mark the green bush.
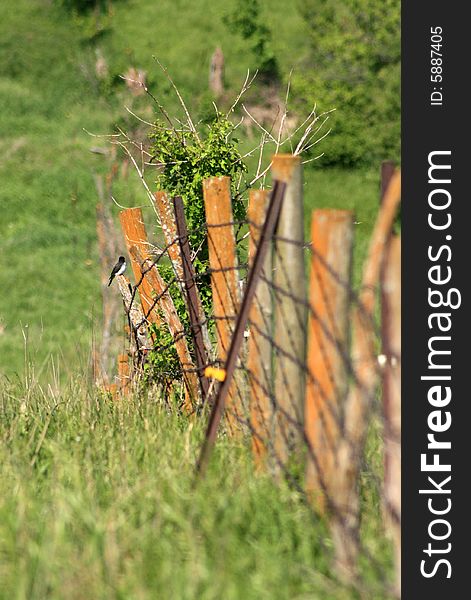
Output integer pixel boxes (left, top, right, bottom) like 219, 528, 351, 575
294, 0, 400, 166
147, 112, 247, 383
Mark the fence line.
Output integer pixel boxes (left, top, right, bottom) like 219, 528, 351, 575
98, 155, 401, 596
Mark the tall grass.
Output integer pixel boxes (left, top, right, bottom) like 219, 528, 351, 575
0, 370, 393, 599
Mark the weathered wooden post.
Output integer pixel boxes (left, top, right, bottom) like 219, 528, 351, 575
95, 174, 120, 383
378, 161, 401, 595
117, 353, 130, 394
248, 189, 273, 467
115, 274, 150, 357
203, 176, 244, 432
332, 170, 401, 578
271, 154, 306, 465
209, 46, 224, 98
129, 245, 199, 410
119, 207, 160, 326
382, 235, 401, 596
304, 209, 354, 511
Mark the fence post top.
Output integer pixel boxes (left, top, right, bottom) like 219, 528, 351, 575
312, 208, 354, 222
271, 154, 301, 183
203, 175, 231, 188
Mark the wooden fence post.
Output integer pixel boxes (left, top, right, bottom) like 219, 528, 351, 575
203, 176, 244, 432
118, 353, 130, 394
382, 234, 401, 596
271, 154, 306, 466
248, 189, 273, 467
381, 160, 396, 203
119, 208, 160, 326
115, 274, 150, 356
331, 170, 401, 578
129, 246, 199, 410
304, 209, 354, 511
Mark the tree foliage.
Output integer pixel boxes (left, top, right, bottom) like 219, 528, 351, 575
223, 0, 279, 80
294, 0, 400, 166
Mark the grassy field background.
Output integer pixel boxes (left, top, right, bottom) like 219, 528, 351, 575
0, 2, 394, 597
0, 0, 383, 378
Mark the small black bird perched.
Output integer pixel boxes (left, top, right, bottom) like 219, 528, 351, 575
108, 256, 126, 286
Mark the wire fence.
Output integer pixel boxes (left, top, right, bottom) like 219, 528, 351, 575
96, 154, 401, 597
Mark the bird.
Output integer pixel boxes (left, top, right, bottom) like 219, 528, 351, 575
108, 256, 126, 286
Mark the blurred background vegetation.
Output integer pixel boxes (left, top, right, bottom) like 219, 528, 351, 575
0, 0, 399, 378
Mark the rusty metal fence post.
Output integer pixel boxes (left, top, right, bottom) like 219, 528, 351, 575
174, 196, 211, 402
154, 191, 212, 358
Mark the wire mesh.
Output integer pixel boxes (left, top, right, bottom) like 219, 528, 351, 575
112, 176, 401, 596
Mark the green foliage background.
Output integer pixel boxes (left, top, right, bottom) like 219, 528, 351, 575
294, 0, 400, 165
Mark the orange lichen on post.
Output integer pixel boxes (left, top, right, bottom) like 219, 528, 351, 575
119, 207, 160, 326
304, 209, 354, 512
271, 153, 301, 183
129, 246, 199, 411
103, 383, 118, 399
203, 176, 243, 431
117, 353, 130, 394
247, 189, 273, 467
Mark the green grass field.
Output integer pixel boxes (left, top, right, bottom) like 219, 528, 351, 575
0, 375, 393, 599
0, 2, 395, 597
